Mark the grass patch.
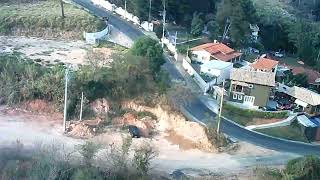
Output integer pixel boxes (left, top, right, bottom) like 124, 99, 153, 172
222, 103, 288, 126
256, 121, 309, 142
0, 0, 105, 38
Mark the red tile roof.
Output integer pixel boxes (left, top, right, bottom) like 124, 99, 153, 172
191, 43, 242, 62
290, 66, 320, 84
250, 57, 279, 71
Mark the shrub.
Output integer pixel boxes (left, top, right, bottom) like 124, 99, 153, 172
223, 103, 288, 119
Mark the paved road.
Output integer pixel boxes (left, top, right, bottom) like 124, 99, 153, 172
72, 0, 320, 156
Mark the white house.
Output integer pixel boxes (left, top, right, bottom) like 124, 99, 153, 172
250, 24, 260, 41
200, 60, 233, 84
190, 42, 242, 63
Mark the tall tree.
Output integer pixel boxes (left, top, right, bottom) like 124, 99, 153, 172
216, 0, 254, 47
130, 37, 165, 77
288, 20, 317, 66
190, 12, 205, 36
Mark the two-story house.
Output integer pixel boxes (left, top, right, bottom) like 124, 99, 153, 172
229, 57, 278, 108
229, 68, 276, 108
190, 42, 242, 64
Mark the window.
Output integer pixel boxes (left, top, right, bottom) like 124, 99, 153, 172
248, 84, 254, 88
235, 85, 243, 93
238, 95, 243, 100
233, 93, 237, 99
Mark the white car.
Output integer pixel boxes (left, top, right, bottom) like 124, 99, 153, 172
274, 52, 284, 58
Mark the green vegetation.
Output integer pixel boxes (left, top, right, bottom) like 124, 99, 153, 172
256, 121, 309, 143
0, 38, 169, 118
0, 139, 158, 179
222, 103, 288, 126
282, 71, 309, 88
216, 0, 257, 47
0, 0, 105, 39
190, 12, 205, 37
256, 155, 320, 180
130, 37, 165, 77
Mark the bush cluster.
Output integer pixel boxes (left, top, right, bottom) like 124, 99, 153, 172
223, 103, 289, 119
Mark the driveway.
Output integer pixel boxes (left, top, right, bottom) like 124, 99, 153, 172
71, 0, 320, 156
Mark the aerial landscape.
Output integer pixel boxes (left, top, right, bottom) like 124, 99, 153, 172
1, 0, 320, 179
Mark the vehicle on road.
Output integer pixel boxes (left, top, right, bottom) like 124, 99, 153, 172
128, 125, 140, 138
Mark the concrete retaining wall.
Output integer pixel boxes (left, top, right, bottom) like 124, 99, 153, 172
84, 25, 110, 44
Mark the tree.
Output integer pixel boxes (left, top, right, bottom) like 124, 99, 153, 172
285, 155, 320, 180
132, 0, 149, 21
190, 12, 205, 36
216, 0, 253, 47
130, 37, 165, 76
132, 143, 158, 176
283, 72, 308, 87
207, 20, 220, 40
288, 20, 318, 66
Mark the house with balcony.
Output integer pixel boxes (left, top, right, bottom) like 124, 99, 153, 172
229, 68, 276, 108
190, 42, 242, 64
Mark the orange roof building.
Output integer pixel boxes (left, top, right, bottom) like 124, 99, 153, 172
250, 57, 279, 72
190, 42, 242, 63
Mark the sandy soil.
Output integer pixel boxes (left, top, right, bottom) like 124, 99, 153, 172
0, 106, 298, 177
0, 36, 113, 66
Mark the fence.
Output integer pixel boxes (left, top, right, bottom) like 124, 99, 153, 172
182, 58, 209, 92
90, 0, 153, 32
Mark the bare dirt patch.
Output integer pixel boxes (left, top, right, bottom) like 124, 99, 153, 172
165, 130, 201, 151
0, 36, 114, 66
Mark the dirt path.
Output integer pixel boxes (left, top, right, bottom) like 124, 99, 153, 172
0, 107, 298, 177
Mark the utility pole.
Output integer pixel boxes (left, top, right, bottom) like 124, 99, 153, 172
161, 0, 166, 47
222, 19, 231, 42
63, 68, 69, 132
124, 0, 127, 19
60, 0, 65, 19
174, 31, 178, 47
316, 48, 320, 63
216, 80, 225, 134
79, 92, 84, 121
148, 0, 152, 22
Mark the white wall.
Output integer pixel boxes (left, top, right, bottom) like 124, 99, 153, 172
191, 50, 211, 63
200, 64, 232, 84
84, 25, 110, 44
90, 0, 153, 32
182, 58, 209, 92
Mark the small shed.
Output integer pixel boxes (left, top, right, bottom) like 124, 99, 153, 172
297, 114, 320, 141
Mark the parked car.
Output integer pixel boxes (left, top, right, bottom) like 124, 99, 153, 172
276, 99, 293, 110
128, 125, 140, 138
274, 52, 284, 58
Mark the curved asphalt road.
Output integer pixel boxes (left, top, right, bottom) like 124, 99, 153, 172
73, 0, 320, 156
